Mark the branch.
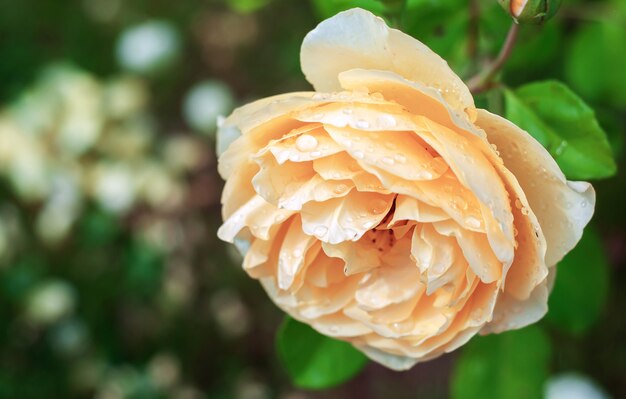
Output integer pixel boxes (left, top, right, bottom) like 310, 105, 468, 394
467, 22, 520, 94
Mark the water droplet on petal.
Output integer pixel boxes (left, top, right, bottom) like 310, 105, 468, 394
380, 156, 395, 165
356, 120, 370, 129
393, 153, 407, 163
334, 183, 348, 194
295, 134, 318, 152
369, 199, 388, 215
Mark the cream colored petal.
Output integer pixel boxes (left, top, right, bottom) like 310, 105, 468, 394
417, 121, 515, 264
480, 268, 555, 334
433, 220, 502, 284
356, 345, 418, 371
217, 195, 293, 242
219, 90, 397, 179
498, 170, 548, 300
321, 239, 381, 276
262, 125, 344, 164
354, 251, 422, 311
390, 195, 450, 225
251, 155, 315, 206
300, 8, 473, 116
361, 166, 484, 233
305, 250, 345, 288
311, 312, 373, 337
220, 161, 258, 219
277, 217, 318, 290
324, 125, 448, 181
339, 69, 480, 133
476, 109, 595, 266
300, 191, 394, 244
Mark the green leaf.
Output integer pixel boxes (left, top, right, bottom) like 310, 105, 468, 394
277, 316, 368, 389
227, 0, 272, 13
545, 228, 609, 335
565, 22, 626, 108
451, 326, 551, 399
310, 0, 387, 19
504, 81, 617, 180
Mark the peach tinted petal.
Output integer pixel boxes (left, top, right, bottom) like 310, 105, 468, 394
323, 125, 448, 181
476, 109, 595, 266
217, 195, 293, 242
338, 69, 479, 132
300, 8, 473, 116
300, 191, 394, 244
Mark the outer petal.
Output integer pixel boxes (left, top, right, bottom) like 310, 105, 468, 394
300, 8, 474, 117
476, 109, 595, 266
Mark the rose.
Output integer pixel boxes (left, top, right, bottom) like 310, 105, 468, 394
216, 8, 594, 370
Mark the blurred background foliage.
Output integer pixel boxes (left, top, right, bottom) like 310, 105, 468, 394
0, 0, 624, 398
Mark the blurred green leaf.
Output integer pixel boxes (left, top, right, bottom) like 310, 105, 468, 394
565, 22, 626, 108
451, 326, 551, 399
277, 316, 368, 389
310, 0, 387, 19
227, 0, 273, 13
504, 80, 616, 180
546, 228, 609, 335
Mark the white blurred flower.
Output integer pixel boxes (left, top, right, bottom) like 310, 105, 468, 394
104, 77, 148, 119
148, 353, 181, 390
545, 372, 611, 399
8, 147, 50, 202
136, 163, 184, 210
209, 289, 251, 338
116, 21, 181, 75
26, 280, 77, 325
163, 135, 204, 172
93, 164, 137, 214
57, 112, 103, 156
182, 80, 234, 134
36, 171, 82, 244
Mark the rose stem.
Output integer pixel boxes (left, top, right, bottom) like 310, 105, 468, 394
468, 0, 480, 59
467, 22, 520, 94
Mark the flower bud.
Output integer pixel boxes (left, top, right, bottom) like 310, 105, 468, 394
498, 0, 562, 24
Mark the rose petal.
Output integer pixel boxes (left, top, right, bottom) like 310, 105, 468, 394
476, 109, 595, 266
300, 190, 394, 244
300, 8, 473, 117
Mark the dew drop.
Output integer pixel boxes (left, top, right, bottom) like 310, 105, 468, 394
369, 199, 388, 215
295, 134, 319, 152
356, 120, 370, 129
380, 156, 395, 165
334, 183, 348, 194
514, 198, 523, 209
393, 153, 407, 163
